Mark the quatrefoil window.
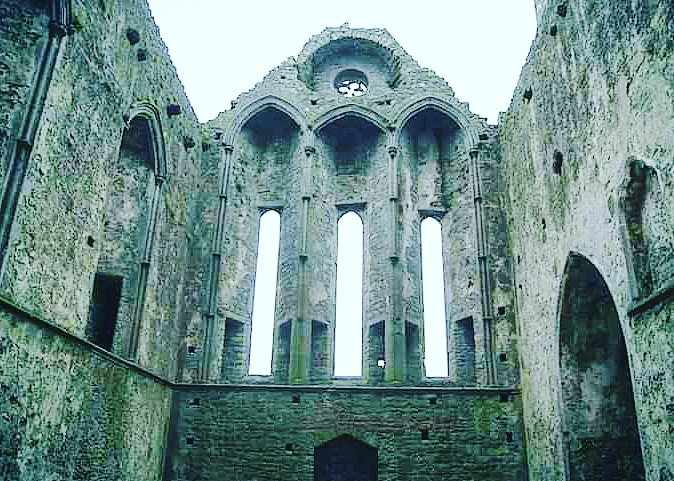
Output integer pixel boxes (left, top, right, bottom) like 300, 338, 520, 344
334, 69, 368, 97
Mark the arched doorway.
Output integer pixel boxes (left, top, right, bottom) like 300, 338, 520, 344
558, 254, 645, 481
314, 435, 377, 481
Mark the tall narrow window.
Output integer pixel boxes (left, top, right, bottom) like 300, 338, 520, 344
334, 212, 363, 377
421, 217, 449, 377
249, 210, 281, 376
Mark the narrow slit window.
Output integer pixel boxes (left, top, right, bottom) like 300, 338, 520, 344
87, 273, 123, 350
249, 210, 281, 376
334, 212, 363, 377
421, 217, 449, 377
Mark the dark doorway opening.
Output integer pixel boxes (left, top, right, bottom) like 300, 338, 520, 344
559, 254, 645, 481
314, 435, 377, 481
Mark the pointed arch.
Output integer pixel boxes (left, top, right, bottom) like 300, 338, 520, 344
314, 435, 378, 481
314, 105, 388, 135
557, 252, 644, 481
394, 96, 480, 147
127, 102, 168, 179
224, 95, 307, 145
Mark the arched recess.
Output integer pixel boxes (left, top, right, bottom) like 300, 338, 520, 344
558, 253, 644, 481
88, 105, 166, 359
334, 211, 364, 377
398, 106, 462, 209
316, 113, 385, 176
223, 96, 307, 146
212, 106, 301, 383
314, 435, 378, 481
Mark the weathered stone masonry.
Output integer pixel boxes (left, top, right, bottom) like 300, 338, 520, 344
0, 0, 671, 480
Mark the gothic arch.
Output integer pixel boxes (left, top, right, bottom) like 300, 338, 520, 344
314, 434, 378, 481
127, 102, 168, 179
556, 252, 644, 481
224, 95, 307, 145
313, 105, 389, 135
394, 96, 480, 147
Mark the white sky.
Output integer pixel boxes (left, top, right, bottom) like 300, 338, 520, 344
147, 0, 537, 125
146, 1, 537, 377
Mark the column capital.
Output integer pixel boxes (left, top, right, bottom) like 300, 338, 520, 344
388, 145, 399, 158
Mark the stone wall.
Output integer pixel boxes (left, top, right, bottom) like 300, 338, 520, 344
0, 0, 202, 379
0, 302, 171, 481
167, 385, 524, 481
499, 0, 674, 480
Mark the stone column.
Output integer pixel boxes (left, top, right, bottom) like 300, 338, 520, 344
385, 145, 405, 383
289, 140, 315, 384
127, 172, 165, 359
469, 147, 496, 384
199, 143, 233, 382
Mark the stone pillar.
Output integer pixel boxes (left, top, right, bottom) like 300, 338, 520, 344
469, 147, 496, 385
385, 145, 405, 383
199, 143, 233, 382
127, 172, 165, 359
289, 141, 315, 384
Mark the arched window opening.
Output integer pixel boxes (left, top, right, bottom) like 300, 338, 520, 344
559, 254, 644, 481
421, 217, 448, 377
334, 212, 363, 377
249, 210, 281, 376
87, 116, 155, 352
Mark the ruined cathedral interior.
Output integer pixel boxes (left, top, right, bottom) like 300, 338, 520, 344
0, 0, 672, 480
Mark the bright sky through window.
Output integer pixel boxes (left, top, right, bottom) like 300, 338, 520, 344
334, 212, 364, 377
249, 210, 281, 376
421, 217, 448, 377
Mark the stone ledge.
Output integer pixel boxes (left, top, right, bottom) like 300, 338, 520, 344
0, 294, 172, 387
628, 278, 674, 317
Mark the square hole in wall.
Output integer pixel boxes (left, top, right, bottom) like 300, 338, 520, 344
506, 432, 514, 443
285, 443, 294, 454
499, 393, 510, 403
499, 353, 508, 362
429, 397, 437, 405
497, 306, 506, 316
420, 429, 429, 441
291, 395, 300, 404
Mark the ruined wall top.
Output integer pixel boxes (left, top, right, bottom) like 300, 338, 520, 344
208, 26, 495, 146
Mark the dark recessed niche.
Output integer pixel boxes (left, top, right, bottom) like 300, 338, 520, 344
557, 3, 568, 17
479, 133, 489, 141
497, 306, 506, 316
191, 398, 201, 406
183, 136, 196, 150
311, 99, 318, 105
137, 49, 147, 61
499, 353, 508, 362
167, 104, 182, 117
500, 393, 510, 403
86, 236, 95, 247
549, 25, 558, 36
187, 345, 196, 354
126, 29, 140, 45
517, 255, 521, 264
506, 432, 514, 443
542, 218, 546, 230
429, 397, 437, 405
285, 443, 294, 454
186, 436, 195, 446
420, 429, 429, 441
291, 395, 300, 404
523, 87, 533, 103
553, 151, 563, 174
280, 75, 286, 79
